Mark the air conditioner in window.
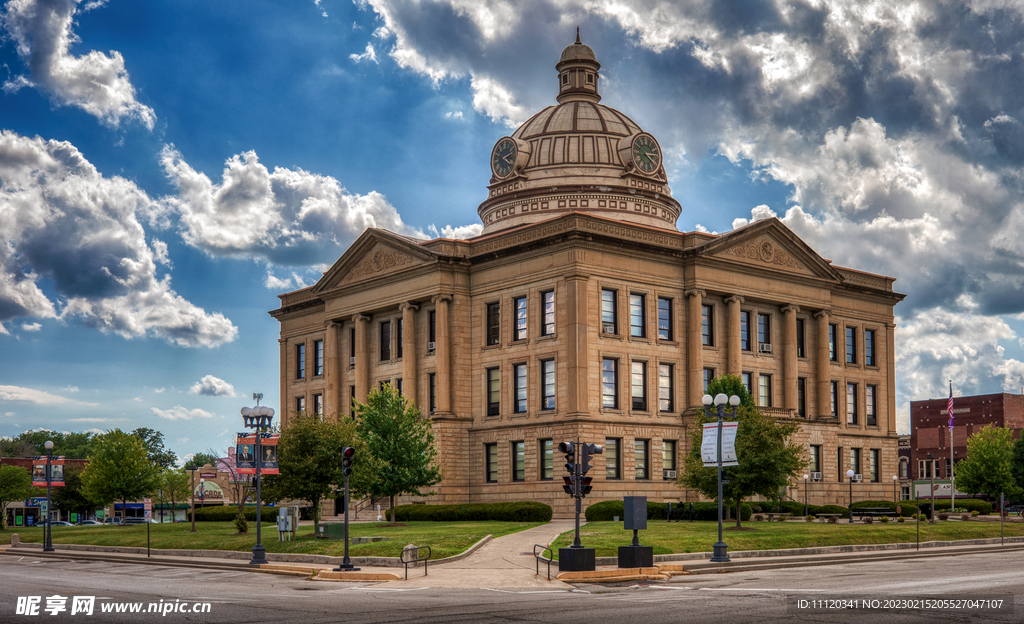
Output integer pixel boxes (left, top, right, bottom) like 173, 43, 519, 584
602, 322, 615, 334
759, 343, 773, 354
811, 472, 822, 481
663, 470, 677, 479
427, 341, 436, 352
855, 474, 863, 482
349, 356, 355, 366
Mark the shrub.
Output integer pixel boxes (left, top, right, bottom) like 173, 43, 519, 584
906, 498, 990, 515
817, 504, 853, 516
827, 516, 838, 524
897, 516, 905, 523
776, 515, 786, 522
388, 501, 552, 522
972, 510, 980, 517
588, 500, 751, 522
880, 516, 890, 523
193, 505, 276, 522
753, 514, 764, 522
937, 513, 949, 521
750, 503, 763, 513
805, 515, 815, 522
863, 516, 873, 524
233, 514, 248, 533
962, 514, 971, 521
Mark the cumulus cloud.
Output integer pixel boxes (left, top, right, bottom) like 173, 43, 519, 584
151, 405, 216, 421
21, 322, 41, 332
0, 131, 238, 347
157, 145, 426, 266
1, 0, 156, 129
0, 384, 95, 406
350, 43, 378, 64
428, 223, 483, 239
189, 374, 237, 397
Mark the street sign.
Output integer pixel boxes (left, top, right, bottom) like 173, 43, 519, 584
144, 498, 152, 522
701, 422, 739, 467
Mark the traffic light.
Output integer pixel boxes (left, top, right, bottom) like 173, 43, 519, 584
342, 447, 355, 476
558, 441, 576, 497
579, 444, 603, 497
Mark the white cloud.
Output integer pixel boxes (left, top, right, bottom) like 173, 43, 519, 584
470, 74, 528, 127
350, 43, 378, 64
151, 405, 216, 421
0, 384, 95, 406
1, 0, 156, 129
62, 386, 79, 392
189, 374, 237, 397
314, 0, 327, 17
445, 111, 463, 119
0, 131, 237, 348
427, 223, 483, 239
21, 322, 41, 332
68, 417, 124, 423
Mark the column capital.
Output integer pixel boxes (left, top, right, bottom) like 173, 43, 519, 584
352, 314, 370, 324
684, 289, 706, 299
813, 309, 831, 319
326, 319, 344, 329
724, 295, 744, 305
782, 304, 801, 314
399, 302, 420, 313
431, 294, 453, 305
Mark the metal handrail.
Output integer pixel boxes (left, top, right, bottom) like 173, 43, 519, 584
401, 545, 432, 580
534, 544, 553, 580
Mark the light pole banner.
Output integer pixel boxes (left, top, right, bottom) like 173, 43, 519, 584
31, 457, 65, 487
235, 434, 257, 473
701, 422, 740, 467
259, 435, 279, 475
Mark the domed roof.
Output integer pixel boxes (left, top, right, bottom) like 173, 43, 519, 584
512, 102, 642, 142
558, 28, 598, 66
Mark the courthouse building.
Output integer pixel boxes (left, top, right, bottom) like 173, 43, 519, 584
271, 36, 905, 515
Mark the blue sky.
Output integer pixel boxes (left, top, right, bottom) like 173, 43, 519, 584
3, 0, 1024, 461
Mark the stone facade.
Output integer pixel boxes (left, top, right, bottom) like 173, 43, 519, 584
270, 37, 905, 517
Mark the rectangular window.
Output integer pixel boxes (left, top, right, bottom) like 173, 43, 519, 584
847, 382, 858, 424
702, 304, 714, 346
602, 358, 618, 409
485, 443, 498, 483
629, 293, 646, 337
512, 441, 525, 481
314, 340, 324, 376
796, 318, 805, 357
657, 297, 672, 340
513, 363, 527, 413
829, 324, 838, 361
870, 449, 879, 482
606, 438, 621, 479
428, 310, 436, 345
428, 373, 436, 414
850, 448, 861, 476
631, 361, 647, 411
740, 310, 751, 351
865, 329, 876, 366
486, 303, 500, 346
541, 291, 555, 336
663, 440, 677, 477
758, 313, 771, 346
759, 374, 772, 407
945, 458, 952, 479
658, 364, 673, 412
540, 439, 553, 480
350, 327, 356, 361
830, 381, 838, 416
396, 319, 403, 359
396, 378, 403, 397
900, 459, 908, 479
486, 367, 500, 416
513, 296, 528, 341
846, 327, 856, 364
866, 385, 877, 426
919, 460, 933, 479
703, 368, 715, 392
742, 372, 753, 397
797, 378, 807, 418
809, 445, 821, 473
296, 396, 306, 413
296, 343, 306, 379
541, 359, 555, 410
635, 440, 649, 480
601, 289, 617, 334
380, 321, 391, 361
313, 393, 323, 416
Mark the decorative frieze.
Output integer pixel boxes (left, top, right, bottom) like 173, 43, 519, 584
342, 247, 415, 284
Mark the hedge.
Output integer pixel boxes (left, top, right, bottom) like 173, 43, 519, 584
386, 502, 552, 522
585, 500, 752, 522
906, 498, 991, 515
192, 505, 277, 522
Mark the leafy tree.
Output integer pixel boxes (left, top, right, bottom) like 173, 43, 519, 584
81, 429, 161, 517
956, 425, 1022, 501
356, 384, 443, 526
131, 428, 178, 469
51, 463, 100, 521
1011, 435, 1024, 502
678, 375, 806, 527
0, 465, 34, 530
182, 452, 218, 471
0, 430, 96, 459
275, 411, 367, 535
159, 468, 191, 523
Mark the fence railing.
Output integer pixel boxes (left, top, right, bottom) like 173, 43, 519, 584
533, 544, 553, 580
401, 545, 432, 580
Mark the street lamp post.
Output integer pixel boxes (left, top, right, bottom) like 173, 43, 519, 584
44, 440, 54, 552
803, 474, 809, 516
704, 393, 740, 563
927, 453, 936, 524
893, 475, 898, 503
241, 394, 274, 566
847, 469, 855, 523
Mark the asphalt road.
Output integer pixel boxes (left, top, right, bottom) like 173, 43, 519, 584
0, 551, 1019, 624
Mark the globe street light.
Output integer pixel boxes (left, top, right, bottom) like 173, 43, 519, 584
704, 392, 740, 563
241, 395, 274, 566
893, 475, 899, 503
846, 469, 856, 522
803, 474, 809, 517
43, 440, 54, 552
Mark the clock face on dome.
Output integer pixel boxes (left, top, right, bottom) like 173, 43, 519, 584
491, 138, 518, 178
631, 134, 661, 174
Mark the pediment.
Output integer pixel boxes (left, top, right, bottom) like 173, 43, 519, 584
699, 218, 842, 282
313, 230, 436, 294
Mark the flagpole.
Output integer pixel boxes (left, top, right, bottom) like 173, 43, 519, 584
949, 381, 955, 512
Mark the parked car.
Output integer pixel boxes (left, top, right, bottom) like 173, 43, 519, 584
123, 517, 155, 524
101, 517, 122, 525
77, 520, 102, 525
49, 521, 75, 526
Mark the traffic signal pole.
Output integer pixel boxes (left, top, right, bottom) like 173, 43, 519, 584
572, 437, 582, 548
334, 447, 358, 572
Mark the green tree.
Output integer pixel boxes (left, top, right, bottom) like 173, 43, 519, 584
51, 463, 100, 521
131, 428, 178, 469
678, 375, 806, 527
0, 465, 34, 530
183, 452, 218, 471
0, 430, 96, 459
81, 429, 162, 517
275, 411, 366, 535
1011, 435, 1024, 502
159, 468, 191, 523
955, 425, 1022, 501
356, 384, 443, 526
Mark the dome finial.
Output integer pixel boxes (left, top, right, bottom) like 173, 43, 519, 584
575, 26, 581, 45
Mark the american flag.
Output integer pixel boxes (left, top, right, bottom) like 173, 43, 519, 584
947, 381, 954, 431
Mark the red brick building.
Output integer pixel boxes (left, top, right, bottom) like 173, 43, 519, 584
909, 392, 1024, 482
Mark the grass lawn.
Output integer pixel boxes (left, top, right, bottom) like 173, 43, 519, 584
549, 519, 1024, 558
8, 520, 543, 560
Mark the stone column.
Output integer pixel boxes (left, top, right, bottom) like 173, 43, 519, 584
814, 310, 831, 419
400, 302, 419, 405
353, 314, 369, 403
782, 305, 799, 412
566, 273, 589, 416
325, 321, 340, 419
278, 339, 287, 426
685, 289, 706, 408
725, 295, 744, 377
886, 323, 897, 436
433, 294, 453, 415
